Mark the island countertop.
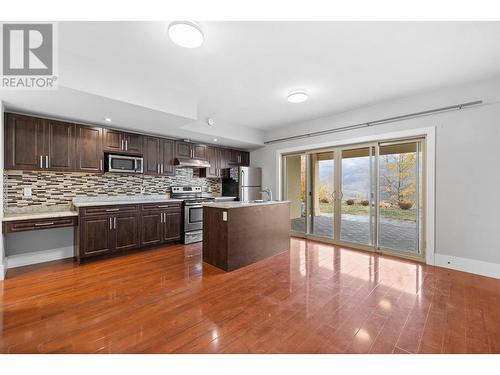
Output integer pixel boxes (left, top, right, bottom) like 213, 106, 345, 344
202, 200, 290, 209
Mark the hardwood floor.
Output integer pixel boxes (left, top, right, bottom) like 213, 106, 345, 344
1, 238, 499, 353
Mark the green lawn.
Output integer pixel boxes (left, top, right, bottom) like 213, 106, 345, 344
318, 202, 416, 221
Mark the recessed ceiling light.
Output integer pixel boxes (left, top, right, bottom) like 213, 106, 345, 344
287, 89, 309, 103
213, 138, 218, 142
168, 21, 204, 48
104, 117, 112, 123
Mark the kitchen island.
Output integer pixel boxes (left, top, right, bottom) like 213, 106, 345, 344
202, 201, 290, 271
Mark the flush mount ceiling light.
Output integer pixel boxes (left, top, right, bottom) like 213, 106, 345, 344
168, 21, 204, 48
104, 117, 112, 123
287, 89, 309, 103
213, 138, 218, 142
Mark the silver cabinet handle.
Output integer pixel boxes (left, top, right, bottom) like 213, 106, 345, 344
35, 222, 54, 227
160, 212, 163, 223
121, 139, 124, 150
161, 164, 164, 174
109, 217, 112, 229
105, 208, 120, 212
46, 155, 49, 168
125, 140, 128, 150
100, 159, 103, 171
40, 155, 43, 168
157, 163, 160, 174
114, 217, 117, 229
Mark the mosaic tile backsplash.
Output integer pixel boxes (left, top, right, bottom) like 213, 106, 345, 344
4, 168, 221, 212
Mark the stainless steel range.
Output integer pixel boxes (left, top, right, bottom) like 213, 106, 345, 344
171, 186, 215, 244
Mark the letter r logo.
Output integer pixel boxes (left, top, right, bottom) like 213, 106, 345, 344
2, 24, 53, 75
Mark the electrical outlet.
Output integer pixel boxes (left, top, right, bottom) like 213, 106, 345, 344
23, 187, 32, 197
222, 211, 228, 221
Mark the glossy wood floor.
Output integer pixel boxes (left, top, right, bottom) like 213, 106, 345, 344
1, 238, 500, 354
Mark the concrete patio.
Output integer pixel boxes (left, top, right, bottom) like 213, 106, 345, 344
291, 214, 418, 251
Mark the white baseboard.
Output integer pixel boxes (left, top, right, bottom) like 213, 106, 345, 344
6, 248, 74, 269
434, 253, 500, 279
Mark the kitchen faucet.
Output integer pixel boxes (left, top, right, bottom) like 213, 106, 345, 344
261, 187, 273, 202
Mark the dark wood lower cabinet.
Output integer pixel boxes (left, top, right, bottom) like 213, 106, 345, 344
164, 211, 182, 241
79, 216, 113, 257
76, 202, 182, 262
114, 214, 140, 251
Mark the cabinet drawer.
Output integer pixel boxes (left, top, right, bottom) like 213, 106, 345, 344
80, 204, 139, 217
3, 216, 78, 233
141, 202, 182, 212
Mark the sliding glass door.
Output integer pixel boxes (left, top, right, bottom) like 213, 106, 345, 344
284, 154, 307, 236
282, 137, 425, 260
339, 146, 376, 246
310, 151, 335, 239
378, 140, 424, 255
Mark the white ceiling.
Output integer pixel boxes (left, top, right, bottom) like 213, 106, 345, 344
2, 21, 500, 149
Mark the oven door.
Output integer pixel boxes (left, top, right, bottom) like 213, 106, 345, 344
184, 205, 203, 232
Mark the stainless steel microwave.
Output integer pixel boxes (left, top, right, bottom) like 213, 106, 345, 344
107, 154, 143, 173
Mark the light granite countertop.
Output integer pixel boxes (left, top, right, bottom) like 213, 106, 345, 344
202, 200, 290, 209
2, 210, 78, 222
72, 195, 183, 207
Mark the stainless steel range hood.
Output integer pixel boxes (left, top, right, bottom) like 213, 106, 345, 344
174, 157, 211, 168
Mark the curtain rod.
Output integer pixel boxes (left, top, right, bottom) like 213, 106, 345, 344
264, 100, 483, 145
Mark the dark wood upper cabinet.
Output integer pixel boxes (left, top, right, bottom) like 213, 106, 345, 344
227, 149, 250, 167
240, 151, 250, 167
102, 129, 122, 152
175, 141, 208, 161
4, 112, 247, 174
5, 113, 45, 170
143, 136, 160, 175
175, 141, 192, 159
75, 125, 103, 172
46, 119, 76, 171
192, 144, 207, 160
5, 113, 77, 171
103, 129, 143, 155
124, 133, 143, 154
160, 139, 175, 176
200, 146, 229, 178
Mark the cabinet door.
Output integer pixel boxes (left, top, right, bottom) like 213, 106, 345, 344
102, 129, 123, 152
80, 216, 112, 256
140, 211, 163, 246
164, 211, 182, 241
113, 214, 140, 252
192, 144, 207, 160
124, 133, 143, 154
47, 119, 76, 171
160, 139, 175, 176
143, 136, 160, 175
227, 149, 239, 165
76, 125, 103, 172
204, 146, 219, 178
217, 148, 228, 169
240, 151, 250, 167
175, 141, 192, 158
5, 113, 45, 170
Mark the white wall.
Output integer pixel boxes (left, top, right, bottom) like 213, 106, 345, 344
251, 77, 500, 278
1, 101, 5, 280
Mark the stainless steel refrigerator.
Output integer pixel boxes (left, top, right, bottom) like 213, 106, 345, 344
239, 167, 262, 202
